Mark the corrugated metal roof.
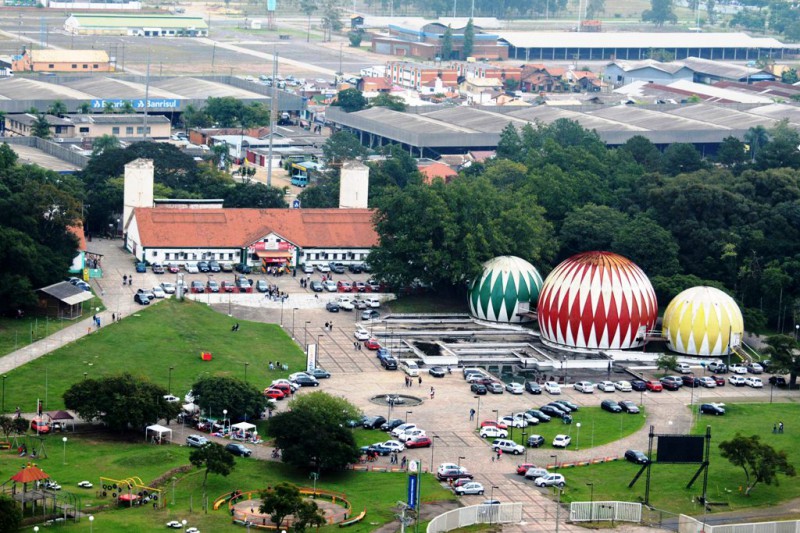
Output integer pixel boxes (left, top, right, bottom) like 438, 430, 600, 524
69, 14, 208, 29
667, 79, 773, 104
498, 31, 786, 49
680, 57, 765, 80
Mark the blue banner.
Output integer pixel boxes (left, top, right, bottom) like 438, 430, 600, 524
90, 98, 181, 110
407, 474, 418, 509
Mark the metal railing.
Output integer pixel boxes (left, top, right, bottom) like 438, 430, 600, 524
679, 515, 800, 533
569, 501, 642, 523
426, 502, 523, 533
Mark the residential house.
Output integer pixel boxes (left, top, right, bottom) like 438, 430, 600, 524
519, 65, 567, 93
449, 61, 523, 83
603, 59, 694, 87
4, 113, 74, 138
418, 161, 457, 184
11, 49, 112, 73
564, 69, 603, 92
387, 61, 459, 91
460, 77, 504, 104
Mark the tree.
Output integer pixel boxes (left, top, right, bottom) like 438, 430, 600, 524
189, 443, 236, 508
0, 143, 18, 170
63, 373, 181, 432
0, 495, 22, 533
370, 92, 406, 111
259, 483, 325, 530
585, 0, 605, 19
559, 204, 627, 258
121, 101, 135, 114
618, 135, 662, 173
716, 136, 747, 168
333, 88, 368, 112
744, 125, 769, 163
781, 68, 798, 85
0, 415, 14, 440
613, 214, 681, 277
719, 434, 795, 495
91, 134, 121, 156
78, 102, 91, 114
103, 101, 116, 114
462, 19, 475, 59
762, 335, 800, 387
642, 0, 677, 26
47, 100, 67, 118
191, 375, 268, 423
496, 123, 522, 161
268, 391, 361, 472
348, 31, 363, 47
441, 25, 453, 60
322, 131, 368, 166
320, 0, 342, 41
31, 114, 51, 139
224, 182, 287, 208
661, 143, 704, 175
706, 0, 717, 25
757, 119, 800, 170
300, 0, 317, 42
656, 354, 678, 375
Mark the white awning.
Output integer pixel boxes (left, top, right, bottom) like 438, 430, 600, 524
231, 422, 256, 432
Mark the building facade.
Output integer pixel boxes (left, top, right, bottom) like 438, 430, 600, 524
12, 49, 112, 73
64, 14, 208, 37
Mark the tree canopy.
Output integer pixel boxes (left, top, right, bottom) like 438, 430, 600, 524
719, 433, 795, 495
333, 88, 368, 113
191, 375, 268, 423
259, 483, 326, 531
189, 442, 236, 508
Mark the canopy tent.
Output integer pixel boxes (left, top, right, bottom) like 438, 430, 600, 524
145, 424, 172, 444
230, 421, 258, 442
231, 422, 256, 432
182, 403, 200, 414
47, 410, 75, 432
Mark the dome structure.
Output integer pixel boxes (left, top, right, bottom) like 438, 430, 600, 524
468, 256, 543, 323
663, 286, 743, 356
537, 251, 658, 350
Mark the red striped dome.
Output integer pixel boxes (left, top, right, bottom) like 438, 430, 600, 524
537, 251, 658, 350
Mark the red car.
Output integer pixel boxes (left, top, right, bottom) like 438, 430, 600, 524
167, 263, 180, 273
516, 463, 536, 475
221, 281, 236, 293
31, 418, 51, 434
337, 281, 353, 292
406, 436, 432, 448
263, 388, 285, 400
480, 420, 508, 430
711, 375, 726, 386
364, 338, 381, 350
270, 383, 293, 396
645, 380, 663, 392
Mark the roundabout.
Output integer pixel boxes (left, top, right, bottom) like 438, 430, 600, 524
220, 488, 359, 529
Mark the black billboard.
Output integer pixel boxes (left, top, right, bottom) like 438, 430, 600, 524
656, 435, 705, 463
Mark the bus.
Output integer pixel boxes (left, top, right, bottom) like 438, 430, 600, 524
290, 162, 321, 187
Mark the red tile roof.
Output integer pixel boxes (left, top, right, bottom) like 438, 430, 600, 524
133, 208, 378, 249
418, 162, 457, 184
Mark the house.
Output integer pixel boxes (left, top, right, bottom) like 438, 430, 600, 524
564, 70, 603, 92
189, 127, 271, 147
680, 56, 774, 84
387, 62, 459, 91
449, 61, 523, 82
4, 113, 74, 138
519, 65, 567, 93
350, 14, 365, 31
11, 49, 112, 73
603, 59, 693, 87
357, 77, 393, 94
460, 77, 504, 104
418, 161, 457, 184
68, 114, 171, 139
36, 281, 94, 319
126, 207, 379, 270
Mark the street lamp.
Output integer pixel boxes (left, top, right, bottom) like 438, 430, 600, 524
576, 422, 581, 451
457, 455, 465, 469
491, 409, 498, 422
89, 516, 95, 533
244, 362, 250, 383
83, 372, 88, 380
304, 321, 311, 348
586, 482, 595, 522
551, 454, 558, 470
474, 395, 482, 430
181, 519, 187, 532
223, 409, 228, 434
291, 308, 298, 339
521, 429, 528, 461
62, 436, 68, 465
430, 434, 439, 467
168, 366, 174, 394
317, 334, 323, 367
405, 410, 413, 422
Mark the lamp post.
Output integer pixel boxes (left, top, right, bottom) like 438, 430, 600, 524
457, 455, 465, 469
304, 321, 311, 348
168, 366, 174, 394
83, 372, 87, 380
244, 362, 249, 383
555, 486, 562, 533
491, 409, 498, 423
291, 308, 298, 339
223, 409, 228, 434
317, 334, 323, 367
586, 482, 594, 522
474, 395, 482, 430
405, 410, 413, 422
551, 453, 558, 470
521, 429, 528, 461
795, 324, 799, 341
89, 516, 95, 533
62, 436, 67, 465
280, 299, 284, 327
430, 434, 439, 467
181, 519, 187, 532
576, 422, 581, 451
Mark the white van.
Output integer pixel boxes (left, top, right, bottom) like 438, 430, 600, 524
400, 360, 420, 377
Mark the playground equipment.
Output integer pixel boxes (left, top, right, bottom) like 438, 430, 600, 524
99, 476, 162, 508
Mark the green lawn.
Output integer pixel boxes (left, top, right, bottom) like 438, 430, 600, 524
0, 293, 105, 357
557, 404, 800, 514
0, 433, 454, 531
1, 299, 303, 414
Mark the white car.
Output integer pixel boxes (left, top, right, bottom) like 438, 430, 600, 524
271, 379, 300, 392
455, 482, 485, 496
574, 381, 595, 393
163, 394, 180, 403
317, 264, 331, 273
728, 375, 746, 386
337, 297, 355, 311
354, 327, 370, 341
323, 280, 337, 292
77, 481, 93, 488
744, 377, 763, 388
544, 382, 561, 394
152, 286, 166, 298
160, 282, 176, 294
500, 415, 528, 428
364, 297, 381, 308
615, 380, 632, 392
505, 382, 524, 394
729, 364, 747, 374
186, 528, 200, 533
380, 440, 405, 452
166, 521, 182, 529
534, 473, 565, 488
184, 262, 199, 273
184, 390, 195, 403
552, 434, 571, 448
391, 423, 418, 438
302, 264, 314, 274
524, 467, 549, 480
479, 426, 508, 439
397, 428, 426, 442
597, 381, 616, 392
698, 377, 717, 388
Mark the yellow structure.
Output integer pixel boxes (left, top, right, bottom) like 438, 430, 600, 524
663, 286, 744, 356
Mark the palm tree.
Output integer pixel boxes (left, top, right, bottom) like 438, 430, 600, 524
78, 102, 91, 114
47, 100, 68, 118
121, 101, 135, 114
744, 125, 769, 162
91, 134, 121, 156
103, 101, 116, 114
31, 114, 52, 139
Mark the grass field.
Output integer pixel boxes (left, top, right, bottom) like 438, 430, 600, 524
556, 404, 800, 514
0, 433, 454, 532
0, 293, 105, 358
1, 299, 303, 414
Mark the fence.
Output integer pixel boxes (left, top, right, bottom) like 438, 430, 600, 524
569, 501, 642, 523
679, 515, 800, 533
426, 502, 523, 533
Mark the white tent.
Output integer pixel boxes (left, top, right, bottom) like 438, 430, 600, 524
182, 403, 200, 414
145, 424, 173, 444
231, 422, 256, 432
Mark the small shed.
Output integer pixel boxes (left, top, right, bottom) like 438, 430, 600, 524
145, 424, 172, 444
36, 281, 94, 319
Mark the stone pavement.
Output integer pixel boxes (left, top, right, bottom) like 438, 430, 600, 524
3, 237, 794, 532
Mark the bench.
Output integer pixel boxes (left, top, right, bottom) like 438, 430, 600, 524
339, 509, 366, 527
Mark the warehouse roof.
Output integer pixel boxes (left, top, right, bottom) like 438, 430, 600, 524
607, 59, 690, 74
30, 50, 109, 63
67, 14, 208, 29
680, 57, 766, 80
498, 31, 786, 49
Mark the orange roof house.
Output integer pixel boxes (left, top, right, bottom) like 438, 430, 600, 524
418, 162, 457, 184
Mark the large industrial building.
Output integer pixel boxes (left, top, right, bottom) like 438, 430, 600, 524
64, 14, 208, 37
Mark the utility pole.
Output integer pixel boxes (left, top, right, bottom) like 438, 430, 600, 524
142, 54, 150, 138
266, 50, 278, 187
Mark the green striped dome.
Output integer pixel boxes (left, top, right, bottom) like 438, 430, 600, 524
468, 256, 543, 323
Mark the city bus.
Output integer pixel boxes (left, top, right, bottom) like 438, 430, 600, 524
290, 161, 321, 187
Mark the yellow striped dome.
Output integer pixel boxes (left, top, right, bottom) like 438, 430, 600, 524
663, 286, 743, 356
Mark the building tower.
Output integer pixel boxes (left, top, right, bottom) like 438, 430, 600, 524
123, 158, 154, 232
338, 160, 369, 209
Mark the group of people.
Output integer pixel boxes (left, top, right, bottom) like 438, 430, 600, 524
324, 322, 334, 331
268, 361, 288, 371
263, 284, 287, 301
403, 376, 422, 387
122, 275, 133, 286
773, 421, 786, 433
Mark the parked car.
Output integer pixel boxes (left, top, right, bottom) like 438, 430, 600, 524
134, 293, 151, 305
380, 355, 398, 370
256, 280, 268, 293
601, 400, 623, 413
208, 261, 221, 272
400, 360, 420, 377
492, 439, 525, 455
363, 416, 388, 429
597, 381, 616, 392
325, 302, 340, 313
676, 362, 692, 374
207, 280, 220, 293
362, 309, 380, 320
337, 281, 353, 292
681, 375, 701, 388
336, 296, 355, 311
516, 463, 536, 475
307, 368, 330, 379
574, 381, 595, 393
553, 400, 578, 412
428, 366, 446, 378
197, 261, 210, 272
660, 376, 682, 391
221, 263, 234, 272
711, 375, 726, 386
524, 467, 550, 481
526, 409, 551, 423
746, 363, 763, 374
618, 400, 640, 414
471, 383, 488, 395
631, 379, 648, 391
480, 420, 508, 430
708, 361, 727, 373
500, 416, 527, 428
525, 382, 542, 394
310, 281, 324, 292
152, 263, 165, 274
552, 434, 571, 448
699, 403, 726, 415
539, 405, 566, 418
645, 380, 663, 392
160, 282, 176, 294
225, 443, 252, 457
380, 418, 405, 431
190, 281, 204, 293
486, 382, 504, 394
186, 434, 209, 447
527, 435, 545, 448
391, 423, 418, 438
625, 449, 650, 464
544, 382, 561, 394
729, 364, 747, 374
506, 382, 524, 394
323, 280, 337, 292
317, 264, 331, 273
289, 373, 319, 387
698, 377, 717, 388
302, 264, 315, 274
406, 436, 433, 448
455, 482, 485, 496
235, 263, 252, 274
220, 280, 236, 292
365, 297, 381, 308
479, 426, 508, 439
534, 473, 565, 487
30, 418, 50, 433
263, 388, 285, 400
615, 380, 633, 392
136, 261, 147, 273
348, 263, 364, 274
355, 328, 370, 343
728, 375, 746, 387
744, 377, 763, 388
769, 376, 788, 388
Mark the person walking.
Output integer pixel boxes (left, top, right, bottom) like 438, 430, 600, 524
779, 421, 785, 433
430, 387, 435, 399
418, 376, 422, 387
469, 408, 475, 421
122, 275, 127, 286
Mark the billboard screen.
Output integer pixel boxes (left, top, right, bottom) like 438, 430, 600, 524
657, 435, 704, 463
